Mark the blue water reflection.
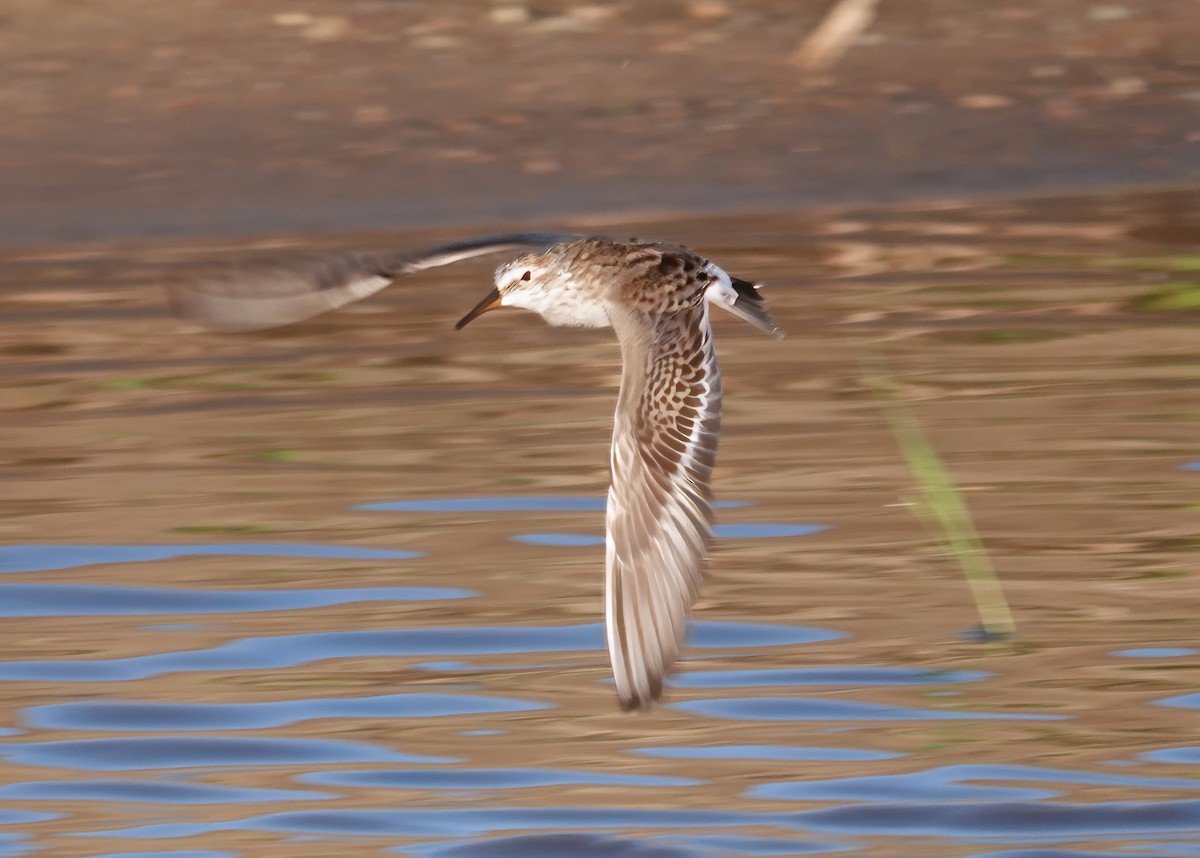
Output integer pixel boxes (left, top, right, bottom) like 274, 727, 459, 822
1114, 648, 1198, 659
0, 779, 330, 804
1143, 747, 1200, 764
0, 583, 473, 617
668, 666, 988, 689
0, 543, 422, 574
795, 798, 1200, 837
24, 693, 547, 731
0, 833, 31, 858
81, 799, 1200, 841
1157, 692, 1200, 710
1, 736, 452, 770
299, 768, 701, 790
748, 764, 1200, 802
662, 834, 845, 856
513, 534, 606, 547
0, 621, 842, 683
413, 832, 848, 857
0, 811, 60, 826
672, 697, 1063, 722
630, 745, 901, 762
80, 807, 763, 840
412, 833, 752, 858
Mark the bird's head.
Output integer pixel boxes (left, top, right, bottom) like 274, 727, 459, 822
454, 256, 551, 330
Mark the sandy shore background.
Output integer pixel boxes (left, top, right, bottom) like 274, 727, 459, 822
2, 0, 1198, 245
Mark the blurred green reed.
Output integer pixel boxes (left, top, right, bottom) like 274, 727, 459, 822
864, 356, 1017, 639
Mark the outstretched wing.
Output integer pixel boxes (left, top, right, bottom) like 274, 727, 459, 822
166, 232, 578, 332
605, 301, 721, 710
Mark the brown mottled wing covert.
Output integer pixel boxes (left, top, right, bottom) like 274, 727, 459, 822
166, 232, 577, 331
605, 300, 721, 710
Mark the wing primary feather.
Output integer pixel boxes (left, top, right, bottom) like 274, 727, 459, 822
167, 232, 581, 332
604, 301, 722, 710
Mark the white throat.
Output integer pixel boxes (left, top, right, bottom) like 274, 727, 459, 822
500, 278, 612, 328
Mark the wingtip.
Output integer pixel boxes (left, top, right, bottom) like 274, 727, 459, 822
616, 673, 664, 712
617, 693, 658, 713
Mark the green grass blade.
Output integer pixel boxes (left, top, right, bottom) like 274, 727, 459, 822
864, 356, 1017, 638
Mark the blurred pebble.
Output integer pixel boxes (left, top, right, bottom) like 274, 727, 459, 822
413, 34, 465, 49
572, 5, 616, 23
1107, 76, 1146, 97
1088, 4, 1131, 20
353, 105, 391, 126
686, 0, 731, 20
958, 93, 1012, 109
272, 12, 315, 27
302, 16, 351, 42
522, 156, 562, 174
530, 15, 597, 32
1031, 65, 1065, 78
488, 5, 530, 26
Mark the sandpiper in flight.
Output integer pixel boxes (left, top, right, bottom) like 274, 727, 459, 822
168, 233, 782, 710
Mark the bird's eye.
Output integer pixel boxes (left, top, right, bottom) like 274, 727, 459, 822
520, 270, 532, 282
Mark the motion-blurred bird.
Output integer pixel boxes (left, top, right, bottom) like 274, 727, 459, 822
168, 232, 782, 710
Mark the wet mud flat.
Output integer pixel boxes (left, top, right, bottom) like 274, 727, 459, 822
3, 0, 1199, 245
0, 187, 1198, 856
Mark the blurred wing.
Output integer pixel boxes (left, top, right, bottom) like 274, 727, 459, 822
605, 303, 721, 710
166, 232, 578, 332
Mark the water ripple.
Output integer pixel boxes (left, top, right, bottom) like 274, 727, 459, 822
24, 692, 548, 731
1113, 648, 1198, 659
1157, 693, 1200, 711
413, 832, 848, 857
414, 833, 722, 858
0, 543, 422, 574
796, 798, 1200, 837
0, 811, 61, 826
1143, 747, 1200, 765
629, 745, 901, 762
0, 779, 330, 804
0, 583, 473, 617
299, 768, 701, 790
0, 736, 453, 771
80, 807, 761, 840
0, 833, 31, 858
661, 834, 847, 856
748, 764, 1200, 802
671, 697, 1064, 722
0, 621, 842, 683
668, 666, 989, 689
80, 799, 1200, 841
